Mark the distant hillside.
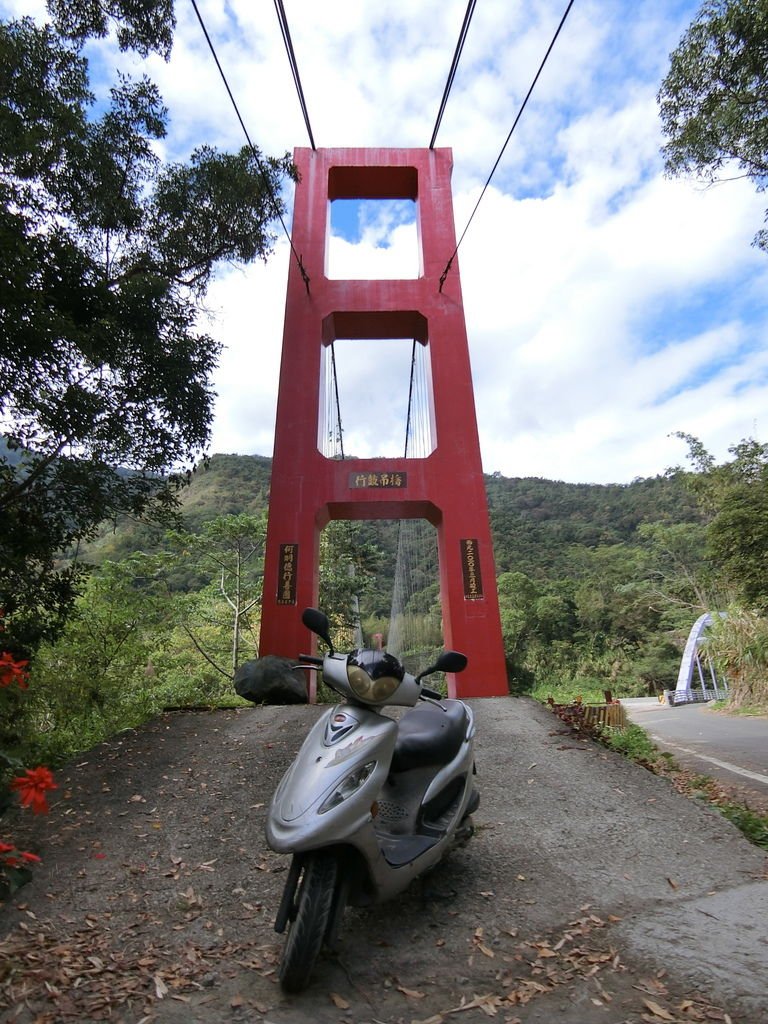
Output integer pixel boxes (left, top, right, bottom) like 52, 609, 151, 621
486, 472, 702, 579
88, 453, 702, 587
179, 453, 272, 530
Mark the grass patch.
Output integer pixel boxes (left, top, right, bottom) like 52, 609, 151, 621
718, 803, 768, 847
601, 724, 665, 766
530, 680, 610, 706
709, 701, 768, 717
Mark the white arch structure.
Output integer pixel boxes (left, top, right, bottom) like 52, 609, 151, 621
673, 612, 728, 705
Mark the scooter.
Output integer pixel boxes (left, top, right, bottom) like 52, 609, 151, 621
266, 607, 479, 992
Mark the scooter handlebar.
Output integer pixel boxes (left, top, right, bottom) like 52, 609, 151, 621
297, 655, 324, 667
420, 685, 443, 701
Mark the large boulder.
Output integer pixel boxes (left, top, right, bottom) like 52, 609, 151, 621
234, 656, 308, 705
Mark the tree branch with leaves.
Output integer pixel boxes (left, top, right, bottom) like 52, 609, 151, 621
0, 13, 295, 652
658, 0, 768, 252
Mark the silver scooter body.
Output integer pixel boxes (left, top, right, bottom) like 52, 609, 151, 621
266, 637, 477, 906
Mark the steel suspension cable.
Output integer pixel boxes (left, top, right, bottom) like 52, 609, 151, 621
329, 342, 345, 459
403, 340, 418, 458
429, 0, 477, 149
273, 0, 317, 150
189, 0, 311, 293
439, 0, 576, 291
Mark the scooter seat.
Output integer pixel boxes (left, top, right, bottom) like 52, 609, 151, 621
391, 700, 468, 773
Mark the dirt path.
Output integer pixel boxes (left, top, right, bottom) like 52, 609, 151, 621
1, 697, 766, 1024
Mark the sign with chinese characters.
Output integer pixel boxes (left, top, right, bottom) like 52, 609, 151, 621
460, 538, 483, 600
349, 471, 408, 489
277, 544, 298, 605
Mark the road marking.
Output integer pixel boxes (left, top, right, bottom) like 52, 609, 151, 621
648, 737, 768, 787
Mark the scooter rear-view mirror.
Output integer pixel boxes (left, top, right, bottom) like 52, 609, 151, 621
416, 649, 467, 683
301, 607, 335, 654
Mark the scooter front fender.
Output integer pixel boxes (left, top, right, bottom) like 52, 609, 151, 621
266, 706, 396, 855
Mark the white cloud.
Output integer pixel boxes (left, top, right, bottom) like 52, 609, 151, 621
7, 0, 768, 483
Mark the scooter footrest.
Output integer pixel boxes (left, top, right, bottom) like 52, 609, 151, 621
378, 833, 438, 867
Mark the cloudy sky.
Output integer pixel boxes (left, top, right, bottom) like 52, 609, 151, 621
9, 0, 768, 483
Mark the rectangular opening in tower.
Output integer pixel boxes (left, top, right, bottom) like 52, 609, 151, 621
326, 164, 421, 281
319, 310, 435, 461
318, 518, 443, 680
327, 199, 419, 280
318, 337, 435, 460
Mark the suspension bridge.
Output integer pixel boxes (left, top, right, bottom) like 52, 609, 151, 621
190, 2, 577, 695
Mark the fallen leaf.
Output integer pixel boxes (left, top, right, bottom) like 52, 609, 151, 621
643, 998, 676, 1020
154, 974, 168, 999
397, 985, 425, 998
230, 994, 245, 1008
330, 992, 350, 1009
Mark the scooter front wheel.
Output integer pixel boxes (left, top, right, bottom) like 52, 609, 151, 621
279, 851, 338, 992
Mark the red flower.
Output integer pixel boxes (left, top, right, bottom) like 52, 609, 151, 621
0, 841, 42, 868
0, 651, 29, 689
10, 766, 57, 814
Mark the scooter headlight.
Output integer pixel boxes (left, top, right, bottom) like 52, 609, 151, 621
346, 650, 404, 703
319, 761, 376, 813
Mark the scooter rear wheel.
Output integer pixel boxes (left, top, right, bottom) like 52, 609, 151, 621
279, 851, 338, 992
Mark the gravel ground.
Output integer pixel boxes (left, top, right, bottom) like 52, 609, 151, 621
1, 696, 766, 1024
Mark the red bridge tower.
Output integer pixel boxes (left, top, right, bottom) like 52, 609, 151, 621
259, 147, 507, 698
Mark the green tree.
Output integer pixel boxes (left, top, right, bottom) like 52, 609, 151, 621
675, 434, 768, 610
0, 15, 294, 652
658, 0, 768, 252
319, 521, 381, 642
19, 553, 175, 759
637, 520, 715, 611
169, 514, 266, 677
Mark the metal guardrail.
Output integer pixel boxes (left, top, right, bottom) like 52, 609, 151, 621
665, 687, 721, 706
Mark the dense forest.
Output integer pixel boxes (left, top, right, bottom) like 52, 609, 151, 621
0, 444, 733, 765
3, 434, 768, 769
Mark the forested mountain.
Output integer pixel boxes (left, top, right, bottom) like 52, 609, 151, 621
485, 472, 702, 578
15, 444, 767, 770
85, 453, 707, 689
90, 453, 701, 582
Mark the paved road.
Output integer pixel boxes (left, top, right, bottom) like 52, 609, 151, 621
4, 697, 768, 1024
622, 698, 768, 808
